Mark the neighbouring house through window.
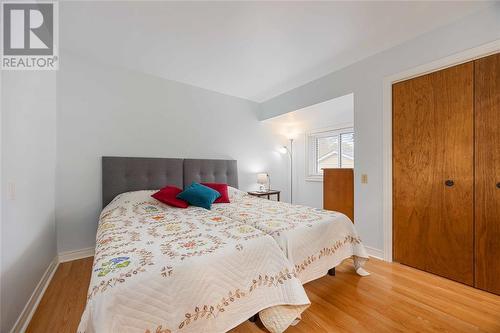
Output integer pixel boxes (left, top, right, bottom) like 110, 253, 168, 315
306, 126, 354, 181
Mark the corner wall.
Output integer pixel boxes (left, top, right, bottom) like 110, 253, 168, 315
1, 71, 57, 333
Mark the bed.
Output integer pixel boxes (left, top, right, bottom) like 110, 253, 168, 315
213, 187, 369, 284
78, 157, 310, 333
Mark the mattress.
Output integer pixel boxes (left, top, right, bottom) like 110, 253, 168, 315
78, 190, 310, 333
213, 187, 369, 284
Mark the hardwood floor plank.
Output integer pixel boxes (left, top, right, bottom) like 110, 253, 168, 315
26, 258, 500, 333
26, 258, 93, 333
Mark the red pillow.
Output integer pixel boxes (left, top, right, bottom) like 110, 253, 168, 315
201, 183, 230, 203
151, 186, 189, 208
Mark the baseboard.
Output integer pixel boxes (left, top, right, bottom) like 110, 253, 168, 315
58, 247, 95, 263
10, 248, 94, 333
365, 246, 384, 260
10, 256, 59, 333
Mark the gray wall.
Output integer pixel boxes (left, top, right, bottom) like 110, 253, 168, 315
56, 51, 289, 253
1, 71, 57, 332
259, 5, 500, 251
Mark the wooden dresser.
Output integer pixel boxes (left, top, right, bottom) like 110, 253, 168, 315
323, 168, 354, 222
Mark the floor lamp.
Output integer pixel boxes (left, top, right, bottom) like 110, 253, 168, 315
281, 139, 294, 204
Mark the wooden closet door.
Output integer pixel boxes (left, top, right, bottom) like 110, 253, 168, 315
475, 53, 500, 295
393, 62, 474, 285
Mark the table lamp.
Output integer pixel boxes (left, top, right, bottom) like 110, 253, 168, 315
257, 173, 269, 192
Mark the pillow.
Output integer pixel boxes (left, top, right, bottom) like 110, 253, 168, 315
177, 182, 221, 210
201, 183, 230, 203
151, 186, 189, 208
228, 186, 246, 201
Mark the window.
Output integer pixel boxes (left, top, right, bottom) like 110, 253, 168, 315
306, 127, 354, 181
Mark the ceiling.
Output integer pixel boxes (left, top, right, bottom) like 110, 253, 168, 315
61, 1, 492, 102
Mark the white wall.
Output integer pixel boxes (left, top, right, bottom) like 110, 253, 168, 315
259, 5, 500, 252
1, 71, 57, 332
56, 51, 288, 253
264, 94, 353, 208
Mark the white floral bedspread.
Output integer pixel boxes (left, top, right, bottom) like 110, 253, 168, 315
213, 188, 369, 284
78, 190, 310, 333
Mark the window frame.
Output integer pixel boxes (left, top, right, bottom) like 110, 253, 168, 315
305, 124, 354, 182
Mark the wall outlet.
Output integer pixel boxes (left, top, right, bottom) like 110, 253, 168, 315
361, 174, 368, 184
8, 182, 16, 200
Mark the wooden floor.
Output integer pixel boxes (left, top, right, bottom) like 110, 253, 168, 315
27, 258, 500, 333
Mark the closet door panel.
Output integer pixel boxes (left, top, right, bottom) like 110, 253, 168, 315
475, 53, 500, 295
393, 62, 474, 285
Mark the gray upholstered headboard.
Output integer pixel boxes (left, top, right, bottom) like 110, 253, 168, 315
102, 157, 184, 208
102, 156, 238, 207
183, 159, 238, 189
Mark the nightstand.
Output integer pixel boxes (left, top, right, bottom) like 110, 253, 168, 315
247, 190, 281, 201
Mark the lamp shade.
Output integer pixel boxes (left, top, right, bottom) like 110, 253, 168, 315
257, 173, 268, 184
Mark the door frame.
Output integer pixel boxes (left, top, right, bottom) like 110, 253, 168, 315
382, 39, 500, 262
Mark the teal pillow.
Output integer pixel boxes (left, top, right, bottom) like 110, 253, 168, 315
176, 182, 221, 210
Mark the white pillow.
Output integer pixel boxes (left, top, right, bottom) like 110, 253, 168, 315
227, 186, 247, 201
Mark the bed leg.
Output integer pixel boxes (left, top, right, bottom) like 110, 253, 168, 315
328, 267, 336, 276
249, 314, 258, 322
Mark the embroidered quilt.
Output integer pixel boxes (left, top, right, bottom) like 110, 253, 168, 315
78, 190, 310, 333
213, 188, 369, 283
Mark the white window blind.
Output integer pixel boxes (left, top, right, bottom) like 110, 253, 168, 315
306, 127, 354, 181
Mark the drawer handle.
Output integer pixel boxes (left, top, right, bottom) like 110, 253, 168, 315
497, 182, 500, 189
445, 180, 454, 187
